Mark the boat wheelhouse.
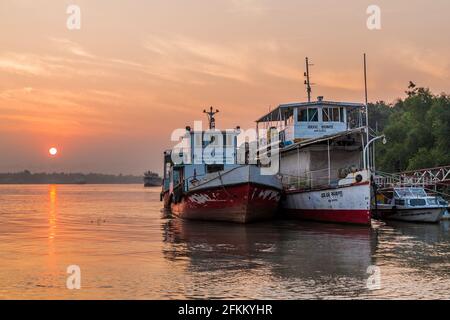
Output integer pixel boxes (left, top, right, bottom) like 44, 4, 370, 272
161, 109, 282, 223
256, 97, 366, 146
256, 97, 373, 225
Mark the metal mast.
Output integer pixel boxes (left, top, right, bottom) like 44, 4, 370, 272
304, 57, 313, 102
364, 53, 370, 169
203, 106, 219, 129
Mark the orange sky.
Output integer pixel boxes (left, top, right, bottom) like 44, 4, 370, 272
1, 0, 449, 174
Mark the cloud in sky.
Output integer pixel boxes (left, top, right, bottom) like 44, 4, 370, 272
49, 37, 96, 58
228, 0, 270, 15
387, 43, 450, 80
0, 54, 49, 76
142, 34, 252, 83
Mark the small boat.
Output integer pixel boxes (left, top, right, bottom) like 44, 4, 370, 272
160, 108, 282, 223
144, 171, 160, 187
374, 187, 446, 223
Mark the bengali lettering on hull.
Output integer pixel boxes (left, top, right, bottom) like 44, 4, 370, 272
170, 183, 281, 223
282, 182, 372, 225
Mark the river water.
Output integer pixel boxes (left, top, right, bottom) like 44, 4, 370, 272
0, 184, 449, 299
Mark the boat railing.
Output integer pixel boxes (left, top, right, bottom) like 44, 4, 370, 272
281, 168, 339, 191
183, 165, 247, 192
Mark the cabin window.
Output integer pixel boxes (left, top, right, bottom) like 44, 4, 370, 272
322, 108, 330, 122
322, 107, 344, 122
409, 199, 426, 206
298, 108, 318, 122
206, 164, 224, 173
298, 109, 308, 122
308, 108, 318, 122
332, 108, 340, 121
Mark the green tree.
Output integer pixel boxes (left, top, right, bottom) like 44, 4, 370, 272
375, 84, 450, 172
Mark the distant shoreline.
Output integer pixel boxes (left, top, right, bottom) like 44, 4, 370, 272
0, 182, 160, 185
0, 171, 162, 186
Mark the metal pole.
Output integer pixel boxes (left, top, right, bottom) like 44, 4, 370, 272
364, 135, 385, 170
297, 147, 300, 188
328, 139, 331, 185
364, 53, 370, 171
373, 122, 378, 172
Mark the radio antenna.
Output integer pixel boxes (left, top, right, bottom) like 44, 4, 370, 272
304, 57, 313, 102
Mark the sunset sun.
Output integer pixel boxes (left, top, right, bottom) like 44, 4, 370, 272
49, 147, 58, 156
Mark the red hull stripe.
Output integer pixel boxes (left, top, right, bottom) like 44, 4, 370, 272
285, 209, 371, 225
284, 181, 370, 194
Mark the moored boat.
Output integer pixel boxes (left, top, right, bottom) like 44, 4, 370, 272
374, 187, 446, 223
166, 164, 281, 223
144, 171, 160, 187
161, 109, 282, 223
283, 171, 371, 225
256, 97, 375, 225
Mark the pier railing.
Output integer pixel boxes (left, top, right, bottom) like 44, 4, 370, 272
400, 166, 450, 186
374, 169, 450, 189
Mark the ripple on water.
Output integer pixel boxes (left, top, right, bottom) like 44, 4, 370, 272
0, 185, 450, 299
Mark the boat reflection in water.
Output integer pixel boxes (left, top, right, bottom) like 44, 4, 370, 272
161, 213, 378, 299
369, 220, 450, 299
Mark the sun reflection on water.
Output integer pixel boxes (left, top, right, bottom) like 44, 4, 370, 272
48, 185, 57, 241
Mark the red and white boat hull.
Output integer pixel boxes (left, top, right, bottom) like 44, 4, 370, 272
282, 182, 372, 225
164, 165, 282, 223
170, 183, 280, 223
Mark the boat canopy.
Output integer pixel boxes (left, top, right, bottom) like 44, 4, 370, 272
256, 100, 365, 123
281, 127, 365, 154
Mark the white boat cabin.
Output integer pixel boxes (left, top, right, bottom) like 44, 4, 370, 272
279, 128, 368, 190
256, 97, 366, 146
379, 187, 447, 209
162, 128, 241, 194
256, 97, 369, 191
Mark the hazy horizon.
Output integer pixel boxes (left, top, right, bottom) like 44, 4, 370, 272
1, 0, 449, 175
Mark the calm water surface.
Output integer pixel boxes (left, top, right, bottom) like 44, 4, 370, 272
0, 184, 449, 299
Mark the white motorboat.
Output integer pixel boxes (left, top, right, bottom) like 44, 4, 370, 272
375, 187, 446, 223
